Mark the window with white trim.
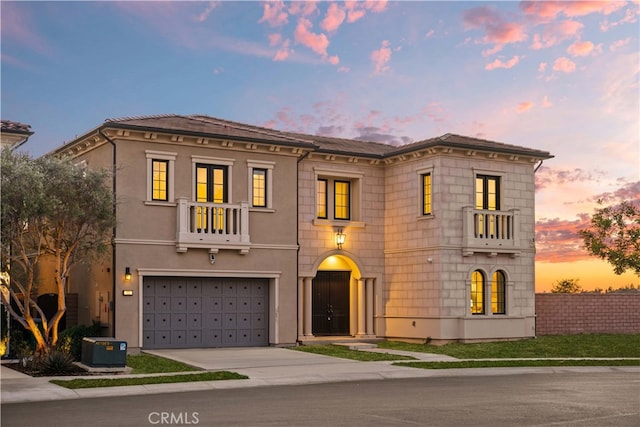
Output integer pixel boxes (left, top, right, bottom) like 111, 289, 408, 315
146, 150, 176, 203
247, 160, 274, 209
314, 168, 362, 222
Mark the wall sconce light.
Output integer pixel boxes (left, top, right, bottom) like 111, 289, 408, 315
335, 228, 346, 249
123, 290, 134, 296
125, 267, 132, 282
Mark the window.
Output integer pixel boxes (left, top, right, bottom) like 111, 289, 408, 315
475, 175, 500, 210
475, 175, 500, 237
317, 179, 328, 219
492, 271, 506, 314
252, 169, 266, 207
314, 168, 362, 223
422, 173, 432, 215
334, 180, 351, 220
195, 163, 227, 232
248, 160, 274, 209
146, 150, 176, 203
196, 164, 227, 203
152, 160, 168, 201
471, 270, 485, 315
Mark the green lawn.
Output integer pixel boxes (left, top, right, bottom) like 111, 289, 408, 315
394, 359, 640, 369
51, 371, 247, 389
126, 353, 201, 374
291, 344, 415, 361
378, 334, 640, 358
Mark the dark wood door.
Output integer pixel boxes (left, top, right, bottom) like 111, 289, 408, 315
312, 271, 350, 335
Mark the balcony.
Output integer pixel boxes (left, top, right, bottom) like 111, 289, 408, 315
462, 207, 522, 257
176, 197, 250, 254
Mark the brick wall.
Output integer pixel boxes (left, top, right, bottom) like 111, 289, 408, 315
535, 293, 640, 335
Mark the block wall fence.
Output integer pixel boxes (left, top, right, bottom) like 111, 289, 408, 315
535, 293, 640, 335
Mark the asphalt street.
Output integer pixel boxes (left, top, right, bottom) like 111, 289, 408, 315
3, 371, 639, 427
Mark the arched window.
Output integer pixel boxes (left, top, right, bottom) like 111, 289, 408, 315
471, 270, 485, 315
492, 271, 506, 314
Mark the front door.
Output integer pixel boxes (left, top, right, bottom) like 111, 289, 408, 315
312, 271, 350, 335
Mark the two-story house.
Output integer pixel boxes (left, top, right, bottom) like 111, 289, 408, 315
51, 114, 552, 349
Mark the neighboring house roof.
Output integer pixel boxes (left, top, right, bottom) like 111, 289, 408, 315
1, 120, 34, 150
1, 120, 33, 135
56, 114, 553, 161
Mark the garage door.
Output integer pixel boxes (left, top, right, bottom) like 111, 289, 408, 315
143, 277, 269, 349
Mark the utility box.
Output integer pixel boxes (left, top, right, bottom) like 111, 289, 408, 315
81, 337, 127, 367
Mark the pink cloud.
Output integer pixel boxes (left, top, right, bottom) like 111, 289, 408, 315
288, 1, 317, 17
535, 214, 592, 263
371, 40, 392, 74
273, 40, 292, 61
344, 0, 387, 23
463, 6, 528, 47
538, 62, 548, 72
422, 101, 450, 124
567, 40, 595, 56
609, 37, 632, 51
268, 33, 283, 46
531, 19, 584, 49
365, 0, 388, 13
294, 17, 330, 57
321, 3, 346, 33
542, 95, 553, 108
485, 55, 520, 71
194, 1, 218, 23
553, 57, 576, 73
259, 0, 288, 27
337, 66, 350, 73
1, 2, 51, 56
601, 7, 639, 31
520, 1, 626, 21
516, 101, 534, 113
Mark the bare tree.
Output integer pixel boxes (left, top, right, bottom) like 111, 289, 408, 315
1, 149, 115, 355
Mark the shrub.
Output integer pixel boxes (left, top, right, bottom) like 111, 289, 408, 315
58, 322, 102, 361
37, 350, 77, 375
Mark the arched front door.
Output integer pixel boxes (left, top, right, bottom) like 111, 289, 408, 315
312, 271, 350, 335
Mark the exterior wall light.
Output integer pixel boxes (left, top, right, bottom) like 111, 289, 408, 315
125, 267, 132, 282
335, 229, 346, 249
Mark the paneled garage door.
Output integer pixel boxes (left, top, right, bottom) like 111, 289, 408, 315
143, 277, 269, 349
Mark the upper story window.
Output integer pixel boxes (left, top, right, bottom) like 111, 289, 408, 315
475, 175, 500, 210
422, 173, 432, 215
146, 150, 176, 204
314, 168, 363, 225
470, 270, 485, 315
317, 179, 328, 219
152, 160, 169, 201
191, 155, 234, 203
247, 160, 274, 209
196, 164, 227, 203
334, 180, 351, 220
492, 270, 506, 314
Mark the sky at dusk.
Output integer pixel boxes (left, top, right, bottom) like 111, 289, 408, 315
2, 1, 639, 292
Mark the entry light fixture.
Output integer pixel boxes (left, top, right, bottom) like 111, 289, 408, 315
335, 228, 346, 249
125, 267, 132, 282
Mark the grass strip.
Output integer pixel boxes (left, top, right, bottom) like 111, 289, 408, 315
378, 334, 640, 359
50, 371, 248, 389
291, 344, 415, 361
394, 359, 640, 370
126, 353, 201, 374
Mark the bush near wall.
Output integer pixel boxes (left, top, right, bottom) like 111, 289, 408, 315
535, 293, 640, 335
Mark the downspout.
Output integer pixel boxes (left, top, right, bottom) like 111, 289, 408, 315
296, 150, 311, 343
98, 128, 117, 338
534, 160, 544, 173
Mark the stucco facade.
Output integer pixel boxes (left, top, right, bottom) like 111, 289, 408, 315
53, 115, 552, 349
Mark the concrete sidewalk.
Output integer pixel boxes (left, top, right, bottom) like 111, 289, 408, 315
2, 346, 638, 404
